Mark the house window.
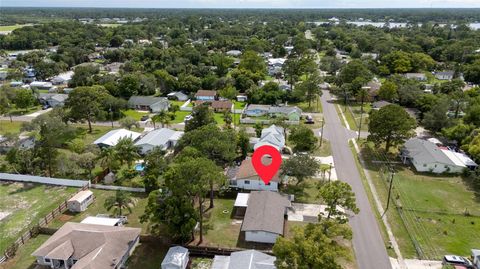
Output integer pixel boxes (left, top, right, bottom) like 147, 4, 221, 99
244, 180, 250, 184
266, 182, 271, 186
230, 180, 237, 186
45, 258, 51, 262
423, 164, 427, 167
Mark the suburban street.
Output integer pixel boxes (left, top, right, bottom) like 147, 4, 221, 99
320, 90, 392, 269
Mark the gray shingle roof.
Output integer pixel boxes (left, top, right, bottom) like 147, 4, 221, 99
212, 250, 276, 269
241, 191, 290, 235
128, 96, 168, 106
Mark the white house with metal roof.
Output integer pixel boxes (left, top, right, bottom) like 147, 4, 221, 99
401, 138, 477, 174
253, 125, 285, 152
134, 128, 184, 154
93, 128, 141, 148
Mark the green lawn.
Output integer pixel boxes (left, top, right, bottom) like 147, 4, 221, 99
125, 240, 169, 269
2, 234, 50, 269
0, 120, 24, 135
360, 143, 480, 259
0, 183, 77, 254
122, 109, 150, 121
171, 100, 187, 107
233, 101, 247, 110
293, 99, 323, 113
200, 198, 241, 248
171, 110, 191, 124
0, 24, 32, 31
337, 102, 370, 131
8, 105, 42, 116
48, 189, 151, 233
282, 178, 322, 204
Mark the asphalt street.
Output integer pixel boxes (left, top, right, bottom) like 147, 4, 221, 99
320, 90, 392, 269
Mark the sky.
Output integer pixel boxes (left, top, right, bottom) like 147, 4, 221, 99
1, 0, 480, 8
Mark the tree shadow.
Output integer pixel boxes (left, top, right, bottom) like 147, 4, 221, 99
8, 182, 38, 195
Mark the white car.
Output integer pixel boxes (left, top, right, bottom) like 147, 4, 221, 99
442, 255, 474, 268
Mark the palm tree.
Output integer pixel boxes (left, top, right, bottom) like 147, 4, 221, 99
104, 190, 135, 217
99, 147, 117, 171
113, 137, 140, 166
152, 110, 170, 128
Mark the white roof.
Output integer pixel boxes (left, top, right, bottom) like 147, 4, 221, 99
427, 137, 442, 144
81, 216, 121, 226
53, 71, 74, 81
441, 149, 467, 167
268, 58, 286, 66
212, 256, 230, 269
68, 190, 93, 203
30, 81, 53, 88
93, 129, 141, 147
234, 193, 250, 207
254, 125, 285, 151
134, 128, 183, 148
162, 246, 189, 268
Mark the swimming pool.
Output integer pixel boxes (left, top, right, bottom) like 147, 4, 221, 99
134, 163, 145, 172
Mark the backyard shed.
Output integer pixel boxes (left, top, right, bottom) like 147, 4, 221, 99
67, 190, 94, 212
161, 246, 189, 269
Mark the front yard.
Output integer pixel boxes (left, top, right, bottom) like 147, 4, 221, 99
360, 143, 480, 259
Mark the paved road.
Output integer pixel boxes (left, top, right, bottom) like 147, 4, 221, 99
320, 90, 392, 269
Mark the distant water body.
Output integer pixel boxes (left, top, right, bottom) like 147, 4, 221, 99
311, 21, 480, 30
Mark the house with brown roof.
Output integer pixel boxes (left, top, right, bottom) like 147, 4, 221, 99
194, 100, 232, 112
32, 222, 141, 269
241, 191, 291, 244
194, 90, 217, 101
229, 157, 282, 192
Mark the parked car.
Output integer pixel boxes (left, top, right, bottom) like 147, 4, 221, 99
140, 115, 149, 121
305, 115, 314, 124
42, 104, 50, 110
442, 255, 474, 269
184, 114, 193, 122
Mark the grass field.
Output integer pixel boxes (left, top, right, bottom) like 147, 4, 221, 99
0, 120, 24, 135
122, 109, 150, 121
0, 182, 77, 254
360, 143, 480, 259
48, 189, 151, 233
233, 101, 247, 110
337, 101, 370, 131
0, 24, 32, 31
1, 234, 50, 269
200, 198, 240, 248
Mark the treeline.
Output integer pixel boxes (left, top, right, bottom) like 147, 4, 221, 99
2, 8, 480, 25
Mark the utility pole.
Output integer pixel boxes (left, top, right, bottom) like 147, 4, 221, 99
357, 93, 365, 141
319, 118, 325, 147
109, 105, 113, 128
381, 171, 395, 218
328, 163, 332, 182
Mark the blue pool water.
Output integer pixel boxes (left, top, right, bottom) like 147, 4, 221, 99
134, 163, 145, 172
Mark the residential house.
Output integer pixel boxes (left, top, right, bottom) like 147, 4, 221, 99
30, 81, 53, 90
269, 106, 302, 121
253, 125, 285, 152
93, 129, 141, 148
372, 100, 392, 110
0, 70, 7, 80
244, 104, 271, 117
241, 191, 291, 244
161, 246, 189, 269
104, 62, 124, 74
10, 81, 24, 87
364, 80, 382, 100
0, 134, 35, 153
128, 96, 170, 113
211, 250, 276, 269
51, 71, 74, 85
134, 128, 184, 154
167, 91, 188, 101
361, 53, 379, 60
404, 73, 427, 81
236, 95, 247, 102
194, 90, 217, 101
38, 93, 68, 107
229, 157, 282, 192
226, 50, 242, 57
435, 71, 455, 80
32, 222, 140, 269
194, 100, 232, 112
401, 138, 477, 174
24, 67, 36, 82
67, 190, 94, 212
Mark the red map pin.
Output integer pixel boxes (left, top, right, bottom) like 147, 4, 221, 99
252, 145, 282, 185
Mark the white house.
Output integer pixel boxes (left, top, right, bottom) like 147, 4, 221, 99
51, 71, 74, 85
161, 246, 189, 269
241, 191, 291, 244
134, 128, 184, 154
93, 128, 141, 148
401, 138, 477, 174
32, 222, 140, 269
254, 125, 285, 152
229, 157, 282, 192
194, 90, 217, 101
67, 190, 94, 212
211, 250, 276, 269
38, 93, 68, 108
435, 71, 454, 80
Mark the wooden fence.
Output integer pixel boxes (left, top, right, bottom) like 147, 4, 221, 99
0, 185, 89, 263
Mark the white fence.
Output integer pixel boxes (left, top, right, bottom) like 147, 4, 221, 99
0, 173, 90, 188
239, 118, 300, 125
91, 184, 145, 192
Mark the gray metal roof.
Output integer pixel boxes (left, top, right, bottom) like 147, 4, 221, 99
212, 250, 276, 269
128, 96, 168, 106
161, 246, 189, 268
241, 191, 290, 235
403, 138, 455, 166
134, 128, 183, 148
